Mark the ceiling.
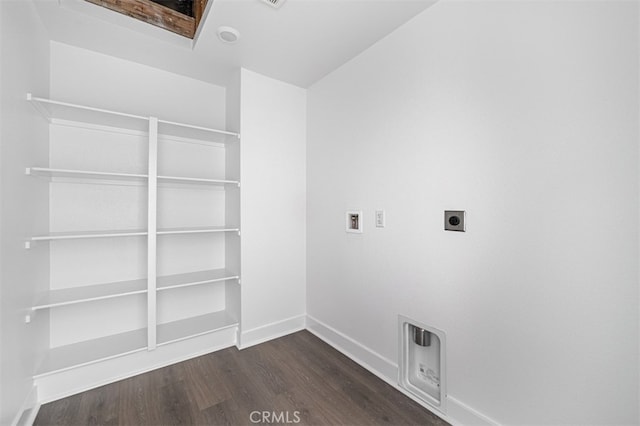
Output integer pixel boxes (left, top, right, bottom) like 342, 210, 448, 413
33, 0, 438, 88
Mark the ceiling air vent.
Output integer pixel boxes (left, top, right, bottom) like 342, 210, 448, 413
260, 0, 286, 8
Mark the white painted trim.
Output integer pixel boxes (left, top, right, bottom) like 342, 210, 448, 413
239, 314, 306, 349
11, 385, 39, 426
29, 313, 497, 426
305, 315, 499, 426
147, 117, 158, 350
447, 396, 501, 426
22, 403, 40, 426
306, 314, 397, 379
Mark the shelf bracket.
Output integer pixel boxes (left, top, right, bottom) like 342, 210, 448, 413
26, 93, 53, 122
25, 308, 36, 324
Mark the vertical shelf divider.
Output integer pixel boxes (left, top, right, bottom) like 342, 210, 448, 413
147, 116, 158, 350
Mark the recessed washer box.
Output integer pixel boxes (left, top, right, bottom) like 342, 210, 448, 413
398, 316, 447, 413
444, 210, 465, 232
346, 210, 363, 233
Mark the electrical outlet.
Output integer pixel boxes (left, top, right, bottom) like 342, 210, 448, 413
444, 210, 465, 232
375, 210, 385, 228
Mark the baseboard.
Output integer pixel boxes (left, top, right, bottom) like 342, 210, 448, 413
239, 314, 306, 349
32, 313, 499, 426
34, 314, 307, 406
305, 315, 398, 380
36, 327, 237, 404
447, 396, 501, 426
306, 314, 499, 426
11, 385, 39, 426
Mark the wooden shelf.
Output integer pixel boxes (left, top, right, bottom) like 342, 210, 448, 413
33, 278, 148, 311
157, 311, 238, 346
35, 328, 148, 377
26, 167, 148, 182
157, 269, 239, 292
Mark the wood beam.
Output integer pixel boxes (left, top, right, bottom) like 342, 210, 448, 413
86, 0, 196, 39
194, 0, 208, 33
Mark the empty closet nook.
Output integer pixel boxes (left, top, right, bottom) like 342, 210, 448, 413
24, 91, 241, 397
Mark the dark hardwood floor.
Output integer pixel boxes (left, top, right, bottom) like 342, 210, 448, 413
35, 331, 448, 426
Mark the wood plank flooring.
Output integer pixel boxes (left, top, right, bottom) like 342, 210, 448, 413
34, 331, 449, 426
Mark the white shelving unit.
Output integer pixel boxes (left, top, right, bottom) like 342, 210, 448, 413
26, 94, 241, 376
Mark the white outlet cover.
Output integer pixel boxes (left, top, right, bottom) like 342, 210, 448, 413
375, 210, 385, 228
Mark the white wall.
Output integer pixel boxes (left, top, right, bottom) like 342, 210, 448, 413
239, 69, 307, 346
307, 1, 639, 424
49, 42, 226, 128
0, 1, 50, 424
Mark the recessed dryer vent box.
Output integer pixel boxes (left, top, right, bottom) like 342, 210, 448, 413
346, 210, 363, 233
